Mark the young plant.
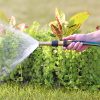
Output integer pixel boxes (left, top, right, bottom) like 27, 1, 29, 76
9, 16, 28, 31
49, 8, 90, 40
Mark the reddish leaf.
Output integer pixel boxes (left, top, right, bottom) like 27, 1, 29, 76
56, 16, 62, 34
16, 23, 28, 31
51, 24, 62, 40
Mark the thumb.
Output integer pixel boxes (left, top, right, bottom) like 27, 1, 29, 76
62, 34, 77, 40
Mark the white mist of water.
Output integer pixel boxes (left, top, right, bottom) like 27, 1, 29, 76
0, 24, 39, 79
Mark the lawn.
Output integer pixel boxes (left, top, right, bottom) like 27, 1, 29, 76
0, 83, 100, 100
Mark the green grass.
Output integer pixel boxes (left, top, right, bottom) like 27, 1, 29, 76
0, 83, 99, 100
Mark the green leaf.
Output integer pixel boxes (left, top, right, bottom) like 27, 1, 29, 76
69, 11, 90, 25
0, 10, 8, 23
62, 21, 68, 35
66, 24, 80, 36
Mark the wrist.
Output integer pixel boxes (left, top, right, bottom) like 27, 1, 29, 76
86, 30, 100, 42
85, 33, 92, 41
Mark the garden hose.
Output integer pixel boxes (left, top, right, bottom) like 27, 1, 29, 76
39, 40, 100, 47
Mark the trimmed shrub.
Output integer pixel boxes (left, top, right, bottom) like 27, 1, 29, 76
6, 22, 100, 90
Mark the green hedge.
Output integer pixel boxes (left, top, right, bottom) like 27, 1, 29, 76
6, 22, 100, 90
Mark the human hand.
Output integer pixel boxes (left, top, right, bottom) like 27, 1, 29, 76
63, 34, 89, 52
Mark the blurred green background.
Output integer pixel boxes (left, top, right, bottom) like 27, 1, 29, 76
0, 0, 100, 32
